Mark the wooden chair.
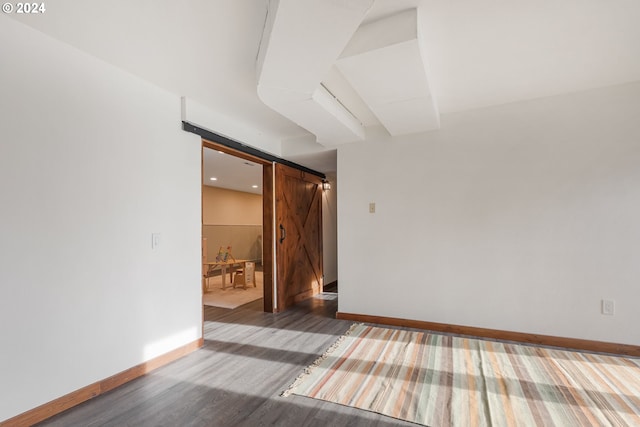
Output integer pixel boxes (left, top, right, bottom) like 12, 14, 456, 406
233, 262, 256, 289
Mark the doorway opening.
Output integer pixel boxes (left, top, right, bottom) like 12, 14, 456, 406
197, 132, 331, 317
201, 140, 275, 314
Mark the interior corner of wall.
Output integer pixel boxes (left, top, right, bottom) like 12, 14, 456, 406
180, 96, 188, 122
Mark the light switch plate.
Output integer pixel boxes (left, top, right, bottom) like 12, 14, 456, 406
369, 202, 375, 213
152, 233, 161, 249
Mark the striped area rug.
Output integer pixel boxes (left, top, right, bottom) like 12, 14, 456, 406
283, 324, 640, 426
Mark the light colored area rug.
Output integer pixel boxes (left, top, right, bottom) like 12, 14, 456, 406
284, 324, 640, 426
203, 271, 263, 309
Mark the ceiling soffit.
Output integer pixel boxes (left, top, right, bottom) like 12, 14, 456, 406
337, 9, 440, 135
257, 1, 440, 147
256, 0, 374, 146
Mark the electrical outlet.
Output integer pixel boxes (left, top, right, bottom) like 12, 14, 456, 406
601, 299, 615, 315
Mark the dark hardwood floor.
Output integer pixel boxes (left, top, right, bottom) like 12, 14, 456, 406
37, 295, 414, 426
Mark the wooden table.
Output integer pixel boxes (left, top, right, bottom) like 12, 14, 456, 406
203, 259, 248, 290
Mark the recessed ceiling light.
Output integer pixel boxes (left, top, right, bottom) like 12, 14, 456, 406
210, 177, 218, 181
252, 185, 258, 188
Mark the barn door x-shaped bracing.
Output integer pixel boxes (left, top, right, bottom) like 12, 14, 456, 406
274, 163, 323, 311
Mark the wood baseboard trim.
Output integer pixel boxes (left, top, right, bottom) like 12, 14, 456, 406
2, 338, 204, 427
336, 312, 640, 357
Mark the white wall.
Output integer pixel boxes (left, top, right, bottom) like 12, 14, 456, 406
202, 186, 262, 225
0, 17, 202, 421
338, 81, 640, 345
322, 172, 338, 285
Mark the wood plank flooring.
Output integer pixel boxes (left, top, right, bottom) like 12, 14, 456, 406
36, 295, 414, 426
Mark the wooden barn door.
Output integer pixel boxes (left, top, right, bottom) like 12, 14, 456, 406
275, 163, 323, 311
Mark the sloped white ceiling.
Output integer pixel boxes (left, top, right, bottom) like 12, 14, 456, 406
255, 0, 640, 147
419, 0, 640, 114
7, 0, 640, 170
